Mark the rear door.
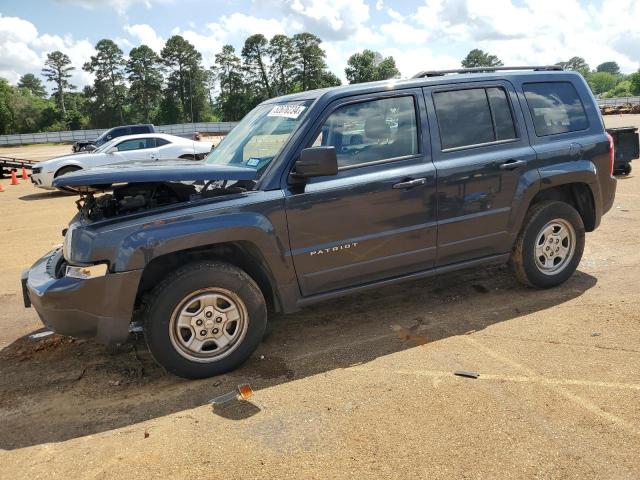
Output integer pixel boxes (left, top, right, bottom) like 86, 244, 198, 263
284, 90, 437, 296
424, 81, 537, 266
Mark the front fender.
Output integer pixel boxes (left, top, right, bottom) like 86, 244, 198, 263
114, 212, 288, 273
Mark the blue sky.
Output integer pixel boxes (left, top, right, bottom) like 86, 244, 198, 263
0, 0, 638, 90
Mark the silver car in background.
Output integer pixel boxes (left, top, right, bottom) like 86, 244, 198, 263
31, 133, 214, 190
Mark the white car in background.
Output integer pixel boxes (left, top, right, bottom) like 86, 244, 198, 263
30, 133, 214, 190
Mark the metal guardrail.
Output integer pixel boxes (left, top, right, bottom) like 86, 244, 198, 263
597, 96, 640, 107
0, 122, 239, 146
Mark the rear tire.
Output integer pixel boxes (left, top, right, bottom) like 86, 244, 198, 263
143, 261, 267, 379
510, 200, 585, 288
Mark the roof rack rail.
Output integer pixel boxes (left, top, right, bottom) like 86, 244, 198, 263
412, 65, 563, 78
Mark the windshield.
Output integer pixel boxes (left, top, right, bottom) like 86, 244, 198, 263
93, 137, 119, 153
205, 100, 312, 173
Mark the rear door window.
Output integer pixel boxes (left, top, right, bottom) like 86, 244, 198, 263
433, 87, 516, 150
523, 82, 588, 136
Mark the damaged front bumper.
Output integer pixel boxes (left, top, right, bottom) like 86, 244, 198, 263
22, 248, 142, 345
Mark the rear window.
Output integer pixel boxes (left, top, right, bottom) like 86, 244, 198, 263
433, 87, 516, 150
155, 138, 170, 146
523, 82, 588, 136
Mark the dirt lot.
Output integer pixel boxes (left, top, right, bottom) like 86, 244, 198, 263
0, 117, 639, 479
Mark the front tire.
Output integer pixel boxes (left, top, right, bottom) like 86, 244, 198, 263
510, 200, 585, 288
54, 166, 82, 193
143, 261, 267, 379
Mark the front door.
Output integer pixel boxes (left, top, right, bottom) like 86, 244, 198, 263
284, 91, 437, 296
110, 137, 159, 163
424, 82, 537, 266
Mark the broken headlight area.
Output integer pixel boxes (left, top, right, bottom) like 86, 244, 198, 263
75, 180, 255, 221
66, 263, 108, 279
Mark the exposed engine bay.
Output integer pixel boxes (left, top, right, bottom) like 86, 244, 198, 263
76, 180, 255, 221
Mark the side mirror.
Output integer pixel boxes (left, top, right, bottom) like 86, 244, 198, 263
106, 135, 112, 140
107, 147, 117, 154
291, 146, 338, 181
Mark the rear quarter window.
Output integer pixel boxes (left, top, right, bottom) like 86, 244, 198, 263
523, 82, 589, 136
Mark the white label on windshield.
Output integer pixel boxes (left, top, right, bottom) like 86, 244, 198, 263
247, 157, 261, 167
267, 104, 306, 118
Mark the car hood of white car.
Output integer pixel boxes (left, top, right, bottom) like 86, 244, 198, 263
39, 152, 97, 170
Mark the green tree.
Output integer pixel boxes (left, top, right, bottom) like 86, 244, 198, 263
555, 57, 590, 77
292, 33, 339, 91
596, 61, 620, 75
126, 45, 163, 123
83, 39, 127, 125
629, 71, 640, 95
461, 49, 503, 68
161, 35, 207, 122
42, 51, 75, 115
345, 49, 399, 84
587, 71, 619, 95
214, 45, 249, 121
268, 34, 296, 95
0, 78, 15, 134
242, 34, 272, 100
605, 80, 633, 98
17, 73, 47, 98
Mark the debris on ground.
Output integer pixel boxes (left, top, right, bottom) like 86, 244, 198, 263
591, 332, 601, 337
210, 384, 254, 405
454, 370, 480, 379
390, 324, 429, 346
144, 430, 149, 439
29, 330, 53, 340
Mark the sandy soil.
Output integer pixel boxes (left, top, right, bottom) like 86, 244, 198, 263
0, 117, 638, 479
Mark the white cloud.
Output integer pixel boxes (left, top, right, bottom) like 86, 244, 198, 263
2, 0, 640, 94
0, 14, 94, 88
57, 0, 168, 16
124, 23, 165, 52
170, 13, 287, 66
410, 0, 640, 73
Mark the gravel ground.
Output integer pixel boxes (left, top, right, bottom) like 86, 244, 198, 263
0, 117, 638, 479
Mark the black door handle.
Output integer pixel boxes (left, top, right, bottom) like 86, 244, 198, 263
499, 159, 526, 170
393, 177, 427, 189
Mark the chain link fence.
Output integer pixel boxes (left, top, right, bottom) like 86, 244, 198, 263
597, 96, 640, 107
0, 122, 238, 146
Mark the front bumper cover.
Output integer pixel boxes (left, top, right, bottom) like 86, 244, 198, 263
23, 248, 142, 345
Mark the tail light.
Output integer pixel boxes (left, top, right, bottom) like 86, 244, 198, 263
606, 132, 615, 176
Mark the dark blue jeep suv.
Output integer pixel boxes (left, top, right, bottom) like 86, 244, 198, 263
23, 66, 619, 378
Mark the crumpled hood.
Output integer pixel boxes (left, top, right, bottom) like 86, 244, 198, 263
52, 160, 257, 188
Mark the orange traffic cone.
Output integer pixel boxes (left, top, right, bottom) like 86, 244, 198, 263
21, 166, 28, 180
10, 170, 19, 185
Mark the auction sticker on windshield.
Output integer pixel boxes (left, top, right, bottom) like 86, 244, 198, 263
267, 104, 307, 119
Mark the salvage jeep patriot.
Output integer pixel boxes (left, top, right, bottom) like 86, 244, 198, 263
23, 66, 619, 379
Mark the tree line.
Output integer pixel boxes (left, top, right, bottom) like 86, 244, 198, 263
1, 39, 639, 136
462, 49, 640, 97
0, 33, 400, 135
